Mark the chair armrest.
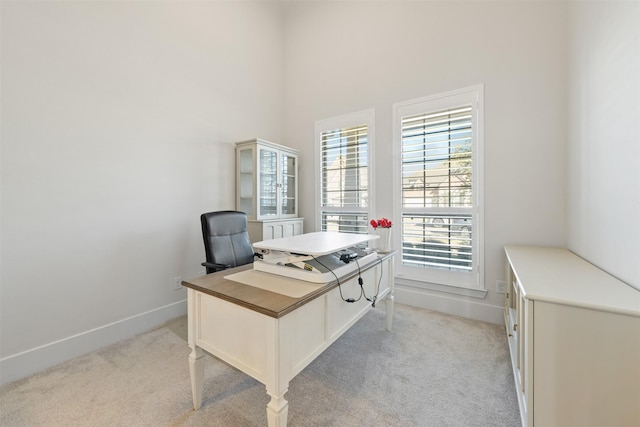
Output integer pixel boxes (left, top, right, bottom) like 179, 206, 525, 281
201, 261, 231, 272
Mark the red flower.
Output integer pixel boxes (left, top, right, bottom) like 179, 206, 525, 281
370, 218, 392, 229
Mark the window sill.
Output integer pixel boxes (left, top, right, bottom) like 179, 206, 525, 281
395, 275, 487, 299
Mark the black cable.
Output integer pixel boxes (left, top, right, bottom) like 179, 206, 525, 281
373, 259, 384, 308
355, 256, 383, 308
312, 255, 362, 303
354, 257, 371, 303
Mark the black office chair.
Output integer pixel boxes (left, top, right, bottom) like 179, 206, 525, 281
200, 210, 258, 274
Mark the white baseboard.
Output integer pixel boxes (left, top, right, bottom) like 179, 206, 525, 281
0, 300, 187, 386
394, 284, 504, 325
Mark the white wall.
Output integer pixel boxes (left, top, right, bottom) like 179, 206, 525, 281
283, 1, 567, 321
0, 1, 284, 384
567, 1, 640, 290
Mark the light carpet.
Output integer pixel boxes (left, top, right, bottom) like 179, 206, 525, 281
0, 302, 520, 426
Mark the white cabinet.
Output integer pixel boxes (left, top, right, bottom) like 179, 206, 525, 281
247, 218, 304, 243
504, 245, 640, 427
236, 139, 303, 242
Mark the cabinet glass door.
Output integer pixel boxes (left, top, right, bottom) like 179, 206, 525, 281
280, 153, 297, 217
238, 148, 254, 216
259, 148, 278, 218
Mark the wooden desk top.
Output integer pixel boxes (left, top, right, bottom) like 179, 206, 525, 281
182, 252, 394, 319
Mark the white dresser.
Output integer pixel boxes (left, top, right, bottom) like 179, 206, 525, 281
504, 245, 640, 427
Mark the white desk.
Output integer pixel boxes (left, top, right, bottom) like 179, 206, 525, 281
182, 252, 395, 427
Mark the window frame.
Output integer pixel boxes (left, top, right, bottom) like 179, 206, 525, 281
393, 86, 484, 291
315, 109, 375, 233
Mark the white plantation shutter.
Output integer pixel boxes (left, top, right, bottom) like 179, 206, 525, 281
401, 106, 473, 272
320, 124, 370, 233
394, 86, 483, 289
401, 106, 473, 209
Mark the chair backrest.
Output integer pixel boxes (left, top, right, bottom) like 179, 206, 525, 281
200, 211, 255, 273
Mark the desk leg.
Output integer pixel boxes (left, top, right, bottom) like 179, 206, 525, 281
386, 293, 394, 331
266, 387, 289, 427
189, 346, 205, 410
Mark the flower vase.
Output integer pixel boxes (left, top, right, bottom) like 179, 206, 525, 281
376, 228, 391, 253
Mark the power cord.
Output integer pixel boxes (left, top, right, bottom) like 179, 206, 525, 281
312, 255, 363, 303
312, 253, 383, 307
354, 257, 383, 308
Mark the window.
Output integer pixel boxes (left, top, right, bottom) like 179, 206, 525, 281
393, 86, 484, 289
316, 110, 374, 234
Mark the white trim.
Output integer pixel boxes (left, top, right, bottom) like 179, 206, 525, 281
392, 84, 485, 291
0, 300, 187, 386
314, 109, 375, 232
396, 276, 488, 299
394, 283, 502, 325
